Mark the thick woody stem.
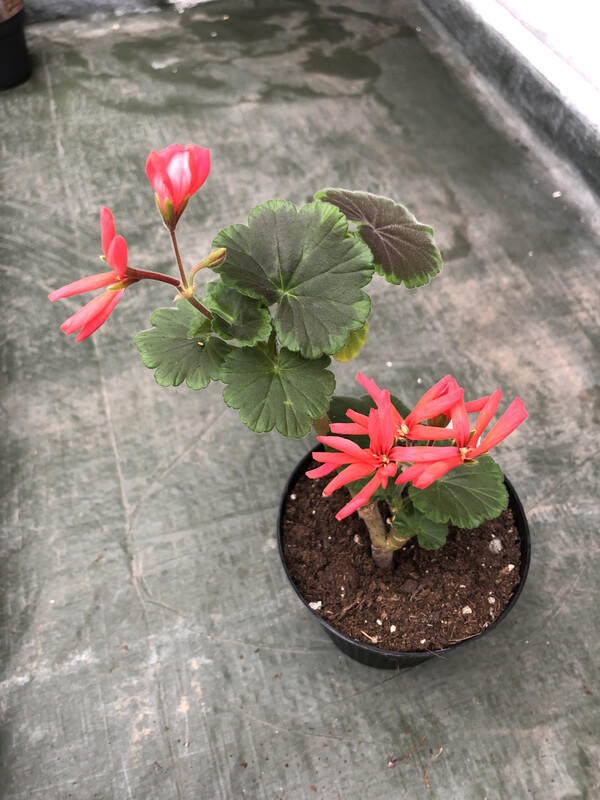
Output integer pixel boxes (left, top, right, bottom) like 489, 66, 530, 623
355, 501, 394, 571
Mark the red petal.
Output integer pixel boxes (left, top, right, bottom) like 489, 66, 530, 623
395, 463, 430, 484
49, 271, 117, 300
317, 435, 372, 460
472, 398, 527, 455
335, 474, 381, 520
107, 235, 128, 279
464, 395, 490, 413
187, 145, 211, 195
405, 423, 453, 441
329, 422, 368, 435
392, 445, 459, 463
356, 371, 384, 403
345, 408, 370, 427
308, 451, 354, 467
100, 207, 116, 257
412, 456, 463, 488
406, 385, 463, 427
146, 150, 173, 209
449, 398, 471, 447
74, 290, 124, 341
470, 389, 501, 444
323, 462, 376, 495
61, 289, 122, 339
305, 462, 338, 479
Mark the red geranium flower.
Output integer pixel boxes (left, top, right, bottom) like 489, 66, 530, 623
330, 372, 462, 442
395, 391, 528, 488
49, 208, 135, 342
146, 143, 210, 230
307, 389, 403, 520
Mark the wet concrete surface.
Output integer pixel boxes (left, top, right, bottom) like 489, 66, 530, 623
1, 1, 599, 797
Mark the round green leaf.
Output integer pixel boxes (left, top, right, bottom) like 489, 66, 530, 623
408, 455, 509, 529
221, 347, 335, 437
391, 504, 449, 550
212, 199, 374, 359
205, 280, 272, 345
316, 188, 442, 288
134, 301, 232, 390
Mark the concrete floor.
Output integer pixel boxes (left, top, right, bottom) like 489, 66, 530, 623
1, 1, 599, 797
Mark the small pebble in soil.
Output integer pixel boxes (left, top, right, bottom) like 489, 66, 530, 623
290, 494, 296, 500
508, 564, 515, 571
390, 625, 396, 633
420, 638, 426, 644
488, 596, 496, 604
376, 619, 382, 626
489, 537, 503, 553
309, 601, 322, 611
462, 606, 473, 615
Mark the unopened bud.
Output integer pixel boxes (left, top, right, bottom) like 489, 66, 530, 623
205, 247, 227, 268
188, 248, 227, 280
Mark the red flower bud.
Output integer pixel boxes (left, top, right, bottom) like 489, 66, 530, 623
145, 143, 210, 230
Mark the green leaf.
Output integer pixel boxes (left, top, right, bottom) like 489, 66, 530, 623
408, 456, 509, 529
333, 321, 369, 362
205, 280, 272, 345
187, 315, 212, 338
212, 199, 374, 359
390, 504, 449, 550
134, 302, 233, 389
221, 347, 335, 437
315, 189, 442, 288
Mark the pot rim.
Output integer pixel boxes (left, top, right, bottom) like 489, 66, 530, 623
277, 446, 531, 664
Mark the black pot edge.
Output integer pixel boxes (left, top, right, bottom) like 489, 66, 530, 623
0, 10, 31, 92
277, 446, 531, 670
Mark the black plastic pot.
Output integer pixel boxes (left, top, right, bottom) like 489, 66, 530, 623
277, 447, 531, 669
0, 7, 31, 91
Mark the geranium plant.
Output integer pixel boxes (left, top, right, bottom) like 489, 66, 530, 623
49, 142, 526, 572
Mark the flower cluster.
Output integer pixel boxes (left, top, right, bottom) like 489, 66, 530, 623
49, 144, 210, 341
308, 372, 527, 520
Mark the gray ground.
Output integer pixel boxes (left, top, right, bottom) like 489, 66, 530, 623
1, 1, 599, 798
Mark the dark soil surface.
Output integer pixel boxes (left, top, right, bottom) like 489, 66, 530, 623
281, 470, 522, 653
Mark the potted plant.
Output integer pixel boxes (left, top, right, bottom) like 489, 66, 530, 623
49, 143, 528, 668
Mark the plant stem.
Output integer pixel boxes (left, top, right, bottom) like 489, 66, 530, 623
185, 295, 213, 319
129, 268, 181, 287
169, 229, 188, 287
356, 502, 394, 571
312, 414, 330, 437
166, 230, 213, 319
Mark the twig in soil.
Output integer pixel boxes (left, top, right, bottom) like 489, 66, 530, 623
424, 747, 443, 788
388, 735, 426, 768
332, 597, 361, 622
359, 630, 378, 643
